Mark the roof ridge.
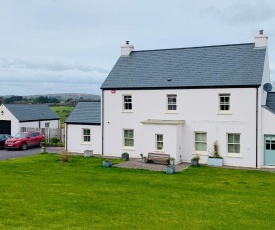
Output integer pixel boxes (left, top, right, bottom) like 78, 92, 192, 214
133, 43, 255, 53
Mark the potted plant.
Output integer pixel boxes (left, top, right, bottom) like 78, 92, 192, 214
166, 165, 175, 174
169, 157, 175, 165
103, 159, 112, 167
207, 141, 223, 166
40, 140, 46, 153
191, 154, 200, 166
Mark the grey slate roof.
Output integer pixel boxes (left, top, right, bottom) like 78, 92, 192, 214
101, 43, 266, 89
5, 104, 59, 122
263, 92, 275, 114
66, 102, 101, 124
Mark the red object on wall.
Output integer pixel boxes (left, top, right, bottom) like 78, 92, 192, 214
111, 90, 116, 94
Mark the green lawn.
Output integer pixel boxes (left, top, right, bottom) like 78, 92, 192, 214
0, 154, 274, 229
50, 106, 74, 128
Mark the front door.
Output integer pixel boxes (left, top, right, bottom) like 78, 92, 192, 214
264, 135, 275, 166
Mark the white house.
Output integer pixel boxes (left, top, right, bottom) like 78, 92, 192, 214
99, 30, 275, 168
0, 104, 60, 135
65, 102, 101, 154
65, 31, 275, 168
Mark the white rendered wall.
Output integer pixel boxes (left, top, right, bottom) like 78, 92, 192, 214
19, 120, 59, 129
0, 104, 19, 135
262, 108, 275, 135
261, 49, 271, 105
19, 121, 39, 130
66, 124, 102, 154
103, 88, 258, 167
40, 120, 59, 128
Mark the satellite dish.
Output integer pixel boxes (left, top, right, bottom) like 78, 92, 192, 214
263, 83, 273, 92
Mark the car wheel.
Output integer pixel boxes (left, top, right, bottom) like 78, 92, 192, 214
22, 143, 28, 150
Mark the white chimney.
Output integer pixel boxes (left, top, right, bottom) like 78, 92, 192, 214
255, 30, 268, 48
121, 41, 134, 57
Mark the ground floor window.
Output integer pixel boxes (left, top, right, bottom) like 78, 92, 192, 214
45, 122, 50, 128
195, 132, 207, 151
156, 134, 163, 150
83, 129, 91, 142
124, 129, 134, 147
227, 133, 240, 153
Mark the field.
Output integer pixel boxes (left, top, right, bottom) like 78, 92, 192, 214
0, 154, 274, 229
50, 106, 74, 127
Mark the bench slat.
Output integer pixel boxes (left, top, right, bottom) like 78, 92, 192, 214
147, 152, 170, 165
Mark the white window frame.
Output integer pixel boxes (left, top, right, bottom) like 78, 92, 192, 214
218, 94, 232, 114
123, 95, 132, 111
155, 134, 164, 151
194, 132, 207, 154
83, 129, 91, 143
123, 129, 134, 148
227, 133, 241, 156
167, 94, 177, 112
45, 122, 50, 128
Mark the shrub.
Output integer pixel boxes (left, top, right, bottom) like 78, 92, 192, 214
60, 151, 70, 162
50, 137, 60, 143
45, 142, 65, 147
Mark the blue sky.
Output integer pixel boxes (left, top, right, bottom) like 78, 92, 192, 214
0, 0, 275, 96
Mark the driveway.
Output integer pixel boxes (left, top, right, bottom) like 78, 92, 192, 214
0, 147, 65, 160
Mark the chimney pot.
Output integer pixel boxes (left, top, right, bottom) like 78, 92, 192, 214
255, 30, 268, 48
121, 41, 134, 57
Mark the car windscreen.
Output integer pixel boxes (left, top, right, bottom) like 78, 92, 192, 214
13, 133, 28, 138
0, 134, 3, 140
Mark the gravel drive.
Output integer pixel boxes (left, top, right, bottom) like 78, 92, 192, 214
0, 147, 65, 160
114, 158, 191, 172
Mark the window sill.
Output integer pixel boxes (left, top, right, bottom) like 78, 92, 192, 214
121, 110, 133, 113
122, 147, 135, 151
81, 142, 91, 145
217, 111, 233, 115
154, 150, 165, 153
165, 111, 178, 114
193, 151, 208, 156
225, 153, 243, 158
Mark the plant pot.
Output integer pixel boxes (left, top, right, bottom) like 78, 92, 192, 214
84, 150, 93, 157
166, 166, 175, 174
103, 160, 112, 167
207, 157, 223, 166
41, 147, 46, 153
191, 159, 199, 166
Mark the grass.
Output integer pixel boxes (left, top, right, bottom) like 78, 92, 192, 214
50, 106, 74, 127
0, 154, 274, 229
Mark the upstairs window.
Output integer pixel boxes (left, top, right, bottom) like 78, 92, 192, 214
156, 134, 164, 150
123, 95, 132, 111
83, 129, 91, 142
219, 94, 230, 111
167, 95, 177, 111
45, 122, 50, 128
124, 129, 134, 147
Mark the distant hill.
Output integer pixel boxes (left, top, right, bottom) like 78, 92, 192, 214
24, 93, 101, 101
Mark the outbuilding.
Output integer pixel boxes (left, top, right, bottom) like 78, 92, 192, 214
65, 102, 101, 154
0, 104, 60, 135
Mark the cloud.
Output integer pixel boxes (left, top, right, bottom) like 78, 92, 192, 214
0, 58, 109, 73
0, 58, 107, 96
201, 1, 275, 25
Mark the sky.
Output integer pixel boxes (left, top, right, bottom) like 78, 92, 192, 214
0, 0, 275, 96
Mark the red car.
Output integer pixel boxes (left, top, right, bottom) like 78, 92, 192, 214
5, 131, 45, 150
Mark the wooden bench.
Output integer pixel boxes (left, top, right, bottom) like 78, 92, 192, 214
146, 152, 170, 165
